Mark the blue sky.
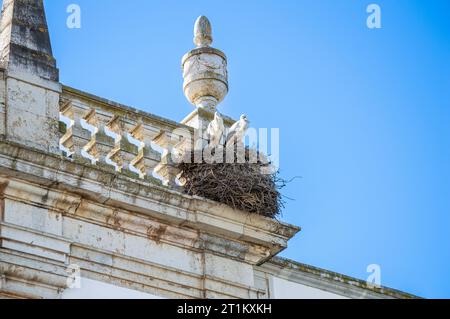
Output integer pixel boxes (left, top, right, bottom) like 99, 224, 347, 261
32, 0, 450, 298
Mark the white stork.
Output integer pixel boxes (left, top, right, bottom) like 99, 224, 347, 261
226, 114, 249, 146
207, 112, 225, 148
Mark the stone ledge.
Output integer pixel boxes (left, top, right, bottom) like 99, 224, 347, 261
6, 69, 61, 92
259, 257, 420, 299
0, 140, 300, 264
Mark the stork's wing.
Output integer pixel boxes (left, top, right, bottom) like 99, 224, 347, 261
226, 121, 241, 143
208, 118, 224, 139
206, 122, 214, 137
217, 116, 225, 132
228, 121, 240, 135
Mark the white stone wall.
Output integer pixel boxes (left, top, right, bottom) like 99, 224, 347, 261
270, 277, 348, 299
0, 71, 5, 138
62, 278, 163, 299
3, 71, 61, 154
0, 170, 292, 299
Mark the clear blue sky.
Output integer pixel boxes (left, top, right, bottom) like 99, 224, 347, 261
32, 0, 450, 298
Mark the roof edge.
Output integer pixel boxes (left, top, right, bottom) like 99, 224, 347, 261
264, 256, 421, 299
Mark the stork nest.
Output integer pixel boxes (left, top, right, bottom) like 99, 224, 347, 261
177, 146, 285, 219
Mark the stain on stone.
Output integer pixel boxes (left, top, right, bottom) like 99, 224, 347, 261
106, 210, 122, 230
146, 225, 168, 244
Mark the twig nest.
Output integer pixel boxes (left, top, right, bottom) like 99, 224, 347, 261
177, 146, 283, 219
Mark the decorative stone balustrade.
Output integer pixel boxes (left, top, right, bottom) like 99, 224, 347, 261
58, 86, 192, 188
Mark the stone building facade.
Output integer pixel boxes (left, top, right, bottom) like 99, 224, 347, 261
0, 0, 416, 299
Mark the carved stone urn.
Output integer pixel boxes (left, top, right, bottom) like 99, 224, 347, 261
182, 16, 228, 110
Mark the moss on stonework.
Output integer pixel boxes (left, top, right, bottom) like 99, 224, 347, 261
59, 121, 67, 134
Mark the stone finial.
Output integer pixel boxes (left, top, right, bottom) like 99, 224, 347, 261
194, 16, 213, 47
182, 16, 228, 111
0, 0, 59, 82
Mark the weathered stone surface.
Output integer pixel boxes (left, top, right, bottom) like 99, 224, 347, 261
0, 140, 301, 299
0, 0, 59, 81
204, 253, 254, 287
62, 278, 164, 299
1, 223, 71, 262
256, 257, 419, 299
5, 74, 60, 153
0, 0, 61, 154
181, 104, 236, 132
0, 70, 5, 137
182, 17, 228, 110
4, 200, 63, 236
0, 142, 299, 263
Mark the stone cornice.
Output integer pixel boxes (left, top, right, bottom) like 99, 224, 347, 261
259, 257, 421, 299
0, 139, 300, 265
